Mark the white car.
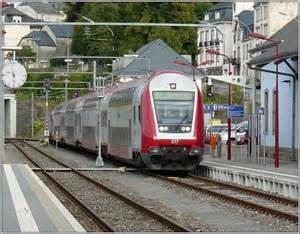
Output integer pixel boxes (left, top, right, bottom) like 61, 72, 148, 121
219, 121, 248, 144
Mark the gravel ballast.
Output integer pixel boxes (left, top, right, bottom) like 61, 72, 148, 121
36, 172, 102, 232
51, 171, 175, 232
84, 171, 298, 232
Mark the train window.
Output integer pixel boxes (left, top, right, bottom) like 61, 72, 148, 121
109, 87, 137, 107
152, 91, 195, 124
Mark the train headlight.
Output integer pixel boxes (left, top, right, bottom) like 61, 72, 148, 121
185, 126, 191, 131
148, 146, 162, 154
159, 126, 164, 131
181, 126, 186, 131
189, 147, 203, 155
164, 126, 168, 131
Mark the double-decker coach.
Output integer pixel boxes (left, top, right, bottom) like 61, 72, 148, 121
50, 70, 205, 171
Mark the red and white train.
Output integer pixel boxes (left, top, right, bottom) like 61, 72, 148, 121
49, 70, 205, 170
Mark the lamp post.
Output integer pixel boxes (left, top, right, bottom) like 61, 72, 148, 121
174, 59, 214, 83
206, 48, 232, 160
249, 32, 280, 168
174, 60, 196, 81
198, 60, 214, 67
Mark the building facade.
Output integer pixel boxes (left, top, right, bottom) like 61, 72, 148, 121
249, 19, 298, 160
2, 7, 41, 48
197, 2, 252, 97
16, 2, 66, 22
253, 1, 298, 44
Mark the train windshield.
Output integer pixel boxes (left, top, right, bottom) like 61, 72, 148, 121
153, 91, 195, 124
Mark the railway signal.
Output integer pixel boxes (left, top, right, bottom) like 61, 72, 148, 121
43, 79, 50, 93
73, 90, 80, 99
207, 85, 213, 97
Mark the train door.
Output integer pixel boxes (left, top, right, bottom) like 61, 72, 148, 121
128, 119, 132, 158
60, 116, 65, 142
108, 120, 111, 153
75, 113, 81, 145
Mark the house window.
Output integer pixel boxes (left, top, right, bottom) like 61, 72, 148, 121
237, 46, 240, 59
243, 45, 245, 59
215, 46, 220, 62
264, 89, 269, 134
205, 30, 209, 42
256, 26, 260, 33
200, 31, 204, 42
255, 7, 260, 22
263, 23, 268, 36
263, 4, 268, 19
204, 14, 209, 21
272, 89, 276, 135
233, 32, 236, 43
246, 44, 249, 59
210, 29, 215, 41
215, 12, 220, 20
13, 16, 22, 23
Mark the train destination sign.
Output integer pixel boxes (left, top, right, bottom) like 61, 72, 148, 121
153, 91, 194, 100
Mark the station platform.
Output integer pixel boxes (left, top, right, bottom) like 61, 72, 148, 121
1, 164, 85, 232
198, 145, 298, 199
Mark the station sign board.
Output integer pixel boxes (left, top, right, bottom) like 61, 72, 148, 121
228, 105, 244, 118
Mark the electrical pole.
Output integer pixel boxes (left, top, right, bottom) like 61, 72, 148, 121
93, 60, 96, 90
0, 46, 4, 159
251, 76, 257, 163
65, 76, 68, 102
31, 92, 34, 138
95, 76, 104, 167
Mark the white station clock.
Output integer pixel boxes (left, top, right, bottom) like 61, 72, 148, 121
2, 61, 27, 88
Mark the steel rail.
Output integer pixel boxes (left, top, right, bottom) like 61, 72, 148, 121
188, 174, 298, 207
21, 141, 191, 232
8, 139, 115, 232
144, 172, 298, 223
5, 137, 39, 142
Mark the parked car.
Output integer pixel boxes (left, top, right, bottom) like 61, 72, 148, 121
219, 121, 249, 144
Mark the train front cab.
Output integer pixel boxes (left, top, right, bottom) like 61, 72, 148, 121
140, 71, 204, 171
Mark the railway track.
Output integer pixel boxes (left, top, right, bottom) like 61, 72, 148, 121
9, 139, 114, 232
10, 140, 191, 232
144, 172, 298, 223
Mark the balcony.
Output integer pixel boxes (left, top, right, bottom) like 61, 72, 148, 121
199, 42, 204, 47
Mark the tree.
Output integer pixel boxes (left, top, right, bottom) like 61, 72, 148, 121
68, 2, 214, 63
15, 46, 36, 68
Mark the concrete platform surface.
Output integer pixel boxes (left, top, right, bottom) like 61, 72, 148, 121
203, 154, 298, 176
200, 153, 298, 198
1, 164, 85, 232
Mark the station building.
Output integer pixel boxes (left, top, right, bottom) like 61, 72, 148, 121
248, 18, 298, 161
